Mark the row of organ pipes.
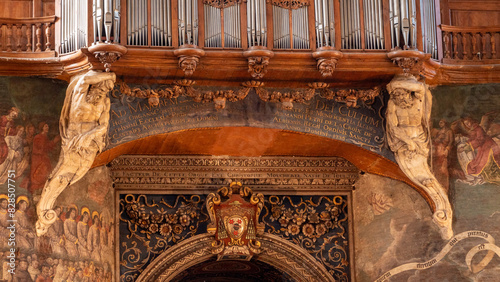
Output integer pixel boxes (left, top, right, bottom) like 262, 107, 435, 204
60, 0, 439, 58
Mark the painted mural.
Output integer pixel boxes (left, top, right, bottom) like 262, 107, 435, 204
0, 77, 115, 282
354, 84, 500, 282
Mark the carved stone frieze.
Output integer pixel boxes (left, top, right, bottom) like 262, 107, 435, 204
110, 155, 360, 193
386, 74, 453, 240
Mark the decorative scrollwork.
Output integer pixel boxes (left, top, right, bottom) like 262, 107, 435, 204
312, 83, 381, 108
247, 56, 270, 79
203, 0, 241, 8
270, 0, 310, 9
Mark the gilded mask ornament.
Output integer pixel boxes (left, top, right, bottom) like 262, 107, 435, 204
206, 182, 264, 260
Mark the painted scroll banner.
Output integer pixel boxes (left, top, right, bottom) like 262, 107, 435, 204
375, 230, 500, 282
107, 85, 394, 160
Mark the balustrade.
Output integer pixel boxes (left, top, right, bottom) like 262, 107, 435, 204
441, 25, 500, 62
0, 16, 56, 54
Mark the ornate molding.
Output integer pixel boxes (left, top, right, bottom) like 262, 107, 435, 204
385, 74, 453, 240
387, 49, 426, 76
110, 155, 360, 193
36, 70, 116, 236
174, 46, 206, 76
88, 43, 127, 72
243, 47, 274, 79
256, 86, 315, 110
312, 48, 343, 77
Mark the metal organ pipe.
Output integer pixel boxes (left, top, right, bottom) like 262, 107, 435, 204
389, 0, 417, 49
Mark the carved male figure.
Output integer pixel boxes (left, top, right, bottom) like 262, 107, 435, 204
386, 74, 453, 239
36, 71, 116, 236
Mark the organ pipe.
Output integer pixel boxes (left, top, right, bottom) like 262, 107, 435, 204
247, 0, 267, 47
390, 0, 417, 49
61, 0, 88, 54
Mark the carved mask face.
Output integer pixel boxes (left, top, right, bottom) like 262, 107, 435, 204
392, 89, 413, 109
87, 86, 106, 105
180, 58, 197, 76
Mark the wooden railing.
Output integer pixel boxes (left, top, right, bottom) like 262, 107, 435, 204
0, 16, 56, 55
441, 25, 500, 62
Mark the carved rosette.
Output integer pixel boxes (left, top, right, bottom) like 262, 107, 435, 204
312, 48, 343, 77
243, 47, 274, 79
206, 182, 265, 260
174, 47, 206, 76
310, 82, 381, 108
88, 43, 128, 72
387, 49, 426, 76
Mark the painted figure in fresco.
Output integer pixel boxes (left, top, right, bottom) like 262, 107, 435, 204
30, 122, 60, 196
63, 207, 79, 258
431, 120, 454, 192
46, 206, 67, 258
0, 125, 25, 184
458, 117, 500, 185
15, 196, 36, 250
18, 124, 36, 186
77, 209, 90, 260
37, 71, 116, 236
100, 216, 110, 265
0, 107, 19, 165
34, 264, 52, 282
386, 74, 453, 240
28, 260, 40, 281
88, 212, 101, 263
0, 196, 9, 249
12, 260, 33, 282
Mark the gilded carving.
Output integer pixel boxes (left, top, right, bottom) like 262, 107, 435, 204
36, 71, 116, 236
247, 56, 270, 79
391, 56, 421, 75
206, 182, 264, 260
386, 74, 453, 239
94, 51, 121, 72
312, 83, 381, 108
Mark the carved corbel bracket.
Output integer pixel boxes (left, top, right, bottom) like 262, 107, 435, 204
312, 48, 343, 77
385, 74, 453, 240
387, 49, 426, 76
174, 46, 206, 76
88, 43, 127, 72
243, 47, 274, 79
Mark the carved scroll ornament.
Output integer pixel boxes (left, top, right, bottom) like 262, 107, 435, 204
386, 74, 453, 240
36, 70, 116, 236
311, 82, 380, 108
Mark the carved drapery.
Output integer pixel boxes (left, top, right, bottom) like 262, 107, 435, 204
36, 70, 116, 236
385, 74, 453, 240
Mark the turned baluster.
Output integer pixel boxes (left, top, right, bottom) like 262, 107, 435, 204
26, 24, 32, 52
492, 34, 497, 59
443, 32, 451, 59
461, 32, 468, 60
44, 23, 52, 51
16, 24, 23, 51
481, 32, 487, 60
452, 32, 459, 59
471, 33, 478, 60
35, 23, 42, 52
6, 24, 13, 51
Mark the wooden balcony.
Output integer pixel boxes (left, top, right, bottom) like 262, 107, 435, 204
0, 0, 500, 86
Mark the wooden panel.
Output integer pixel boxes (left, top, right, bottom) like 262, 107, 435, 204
0, 1, 33, 18
451, 10, 500, 27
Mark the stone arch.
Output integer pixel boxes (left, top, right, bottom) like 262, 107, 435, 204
137, 232, 335, 281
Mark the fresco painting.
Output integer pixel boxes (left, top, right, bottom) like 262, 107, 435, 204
0, 77, 115, 281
